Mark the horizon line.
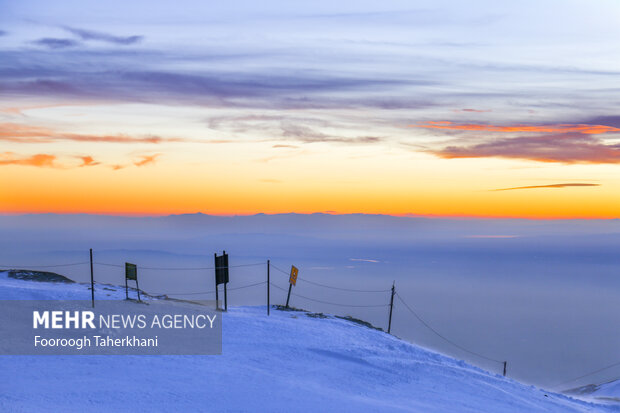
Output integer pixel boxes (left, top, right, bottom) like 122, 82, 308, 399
0, 211, 618, 221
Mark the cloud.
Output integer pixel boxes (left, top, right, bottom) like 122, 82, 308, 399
454, 109, 491, 113
0, 122, 183, 144
0, 152, 56, 167
32, 38, 79, 49
281, 123, 382, 144
430, 133, 620, 164
411, 121, 620, 135
0, 49, 421, 110
63, 26, 143, 45
464, 235, 518, 239
272, 144, 298, 149
585, 116, 620, 129
492, 183, 600, 191
133, 154, 160, 167
0, 30, 7, 37
78, 156, 100, 167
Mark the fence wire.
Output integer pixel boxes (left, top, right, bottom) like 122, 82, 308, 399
0, 261, 89, 268
270, 263, 391, 293
395, 292, 504, 365
271, 282, 390, 308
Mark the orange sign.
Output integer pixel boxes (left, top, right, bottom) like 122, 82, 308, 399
289, 266, 298, 286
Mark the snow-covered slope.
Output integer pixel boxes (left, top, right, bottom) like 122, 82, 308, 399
0, 271, 616, 413
568, 381, 620, 405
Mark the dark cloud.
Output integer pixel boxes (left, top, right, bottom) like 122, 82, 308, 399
430, 133, 620, 164
492, 183, 600, 191
63, 26, 143, 45
0, 49, 431, 110
584, 116, 620, 129
32, 38, 79, 49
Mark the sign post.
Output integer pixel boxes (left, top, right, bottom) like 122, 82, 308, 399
267, 260, 270, 316
125, 262, 140, 301
89, 249, 95, 308
388, 281, 395, 334
214, 251, 229, 311
285, 265, 298, 308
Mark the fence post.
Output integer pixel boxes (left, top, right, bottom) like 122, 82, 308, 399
388, 281, 395, 334
503, 361, 507, 377
285, 283, 292, 308
214, 253, 219, 310
89, 249, 95, 308
267, 260, 270, 315
136, 268, 141, 302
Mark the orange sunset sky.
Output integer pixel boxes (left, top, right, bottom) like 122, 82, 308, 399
1, 0, 620, 218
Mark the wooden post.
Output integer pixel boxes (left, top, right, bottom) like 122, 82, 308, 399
89, 249, 95, 308
267, 260, 270, 315
214, 253, 219, 310
388, 281, 395, 334
285, 283, 292, 308
503, 361, 507, 377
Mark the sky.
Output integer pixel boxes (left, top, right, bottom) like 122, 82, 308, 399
1, 0, 620, 218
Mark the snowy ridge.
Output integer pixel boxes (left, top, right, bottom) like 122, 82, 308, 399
0, 271, 617, 413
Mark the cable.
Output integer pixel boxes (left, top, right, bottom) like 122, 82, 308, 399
0, 261, 89, 268
297, 277, 391, 293
270, 263, 391, 293
94, 262, 124, 268
270, 283, 389, 308
550, 361, 620, 390
395, 292, 503, 364
146, 290, 215, 296
146, 281, 266, 296
94, 262, 265, 271
227, 281, 267, 291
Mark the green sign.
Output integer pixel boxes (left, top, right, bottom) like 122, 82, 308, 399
125, 263, 137, 280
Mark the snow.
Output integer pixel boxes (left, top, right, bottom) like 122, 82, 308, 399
0, 271, 617, 412
568, 381, 620, 406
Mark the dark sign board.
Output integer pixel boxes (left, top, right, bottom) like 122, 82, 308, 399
125, 263, 137, 280
214, 253, 229, 286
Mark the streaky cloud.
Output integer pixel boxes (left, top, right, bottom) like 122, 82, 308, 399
492, 183, 600, 191
430, 133, 620, 164
32, 38, 79, 49
63, 26, 143, 45
134, 154, 160, 167
411, 121, 620, 135
0, 122, 185, 144
0, 152, 56, 168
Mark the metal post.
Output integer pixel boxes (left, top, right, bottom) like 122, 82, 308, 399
224, 282, 227, 312
125, 275, 128, 300
89, 249, 95, 308
388, 281, 395, 334
267, 260, 270, 315
214, 253, 219, 310
285, 283, 292, 308
135, 268, 141, 302
503, 361, 507, 377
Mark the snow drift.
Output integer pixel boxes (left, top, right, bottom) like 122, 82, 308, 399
0, 271, 616, 412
